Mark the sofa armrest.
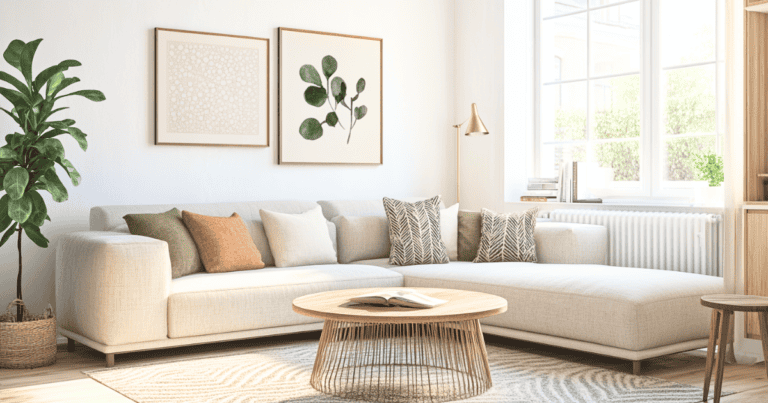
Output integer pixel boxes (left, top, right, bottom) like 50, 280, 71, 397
534, 222, 608, 265
56, 231, 171, 346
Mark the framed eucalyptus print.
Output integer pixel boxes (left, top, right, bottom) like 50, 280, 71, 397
278, 28, 382, 164
155, 28, 269, 147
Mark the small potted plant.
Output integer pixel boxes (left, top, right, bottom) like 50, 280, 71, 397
0, 38, 105, 368
693, 153, 724, 206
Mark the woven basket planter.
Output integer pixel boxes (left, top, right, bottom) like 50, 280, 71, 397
0, 299, 56, 369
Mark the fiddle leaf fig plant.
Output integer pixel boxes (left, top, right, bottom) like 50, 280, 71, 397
0, 39, 105, 322
299, 55, 366, 144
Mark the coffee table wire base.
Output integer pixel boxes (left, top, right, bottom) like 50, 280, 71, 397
310, 319, 492, 403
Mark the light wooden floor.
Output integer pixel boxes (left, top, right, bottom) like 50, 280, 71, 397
0, 332, 766, 402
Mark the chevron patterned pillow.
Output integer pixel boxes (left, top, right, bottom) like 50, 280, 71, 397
383, 196, 450, 266
474, 207, 538, 263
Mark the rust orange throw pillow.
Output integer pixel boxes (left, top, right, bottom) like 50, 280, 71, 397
182, 211, 265, 273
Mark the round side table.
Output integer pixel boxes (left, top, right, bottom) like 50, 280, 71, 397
293, 287, 507, 403
700, 294, 768, 403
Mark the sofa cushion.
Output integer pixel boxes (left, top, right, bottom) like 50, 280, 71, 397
332, 216, 391, 264
260, 206, 338, 267
182, 211, 265, 273
474, 208, 538, 263
351, 259, 724, 351
383, 196, 449, 266
458, 212, 607, 265
167, 264, 403, 338
90, 201, 336, 267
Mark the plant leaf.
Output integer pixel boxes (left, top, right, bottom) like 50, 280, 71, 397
8, 193, 32, 224
5, 133, 24, 149
0, 195, 11, 232
0, 224, 17, 248
20, 39, 43, 86
0, 71, 30, 97
0, 107, 19, 124
25, 190, 47, 227
0, 147, 19, 161
48, 119, 75, 129
39, 106, 69, 123
0, 87, 28, 108
33, 138, 65, 160
33, 59, 81, 92
21, 223, 48, 248
303, 86, 327, 107
3, 40, 25, 71
331, 77, 346, 104
57, 158, 81, 186
56, 89, 105, 102
326, 112, 339, 127
49, 77, 79, 98
3, 167, 28, 200
354, 105, 368, 120
321, 56, 337, 79
299, 65, 322, 87
356, 78, 365, 94
67, 127, 88, 151
45, 72, 64, 97
41, 170, 68, 202
299, 118, 323, 140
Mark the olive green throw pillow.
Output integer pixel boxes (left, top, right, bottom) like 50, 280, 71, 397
457, 210, 482, 261
123, 208, 203, 279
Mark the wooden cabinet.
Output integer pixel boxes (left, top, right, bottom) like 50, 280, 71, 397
745, 210, 768, 339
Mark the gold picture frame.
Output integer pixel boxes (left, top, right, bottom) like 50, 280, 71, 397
155, 28, 270, 147
278, 27, 382, 164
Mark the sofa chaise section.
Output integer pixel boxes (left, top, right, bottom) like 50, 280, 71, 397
357, 258, 725, 365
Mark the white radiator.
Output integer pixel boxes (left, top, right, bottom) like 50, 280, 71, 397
549, 209, 723, 277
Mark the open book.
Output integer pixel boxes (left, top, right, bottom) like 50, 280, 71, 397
350, 289, 448, 309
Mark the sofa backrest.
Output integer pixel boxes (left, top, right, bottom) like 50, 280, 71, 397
318, 197, 446, 220
90, 201, 335, 267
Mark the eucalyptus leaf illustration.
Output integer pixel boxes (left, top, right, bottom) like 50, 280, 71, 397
299, 65, 322, 87
299, 118, 323, 140
326, 112, 339, 127
304, 86, 327, 107
354, 105, 367, 120
331, 77, 346, 104
299, 55, 367, 143
322, 56, 337, 78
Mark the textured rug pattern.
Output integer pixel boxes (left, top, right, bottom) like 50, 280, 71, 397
86, 341, 722, 402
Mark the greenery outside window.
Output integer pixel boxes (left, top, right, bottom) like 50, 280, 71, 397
535, 0, 725, 198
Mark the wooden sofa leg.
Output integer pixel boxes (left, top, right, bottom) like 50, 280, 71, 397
66, 338, 76, 352
106, 353, 115, 368
632, 360, 642, 375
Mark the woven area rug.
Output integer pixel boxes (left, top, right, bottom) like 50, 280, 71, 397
85, 340, 726, 403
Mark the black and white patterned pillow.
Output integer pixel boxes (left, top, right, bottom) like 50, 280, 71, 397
473, 208, 538, 263
383, 196, 450, 266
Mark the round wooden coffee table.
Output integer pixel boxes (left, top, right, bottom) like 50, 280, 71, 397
293, 287, 507, 402
700, 294, 768, 403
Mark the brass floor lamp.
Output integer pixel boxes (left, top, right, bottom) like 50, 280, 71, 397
453, 103, 489, 203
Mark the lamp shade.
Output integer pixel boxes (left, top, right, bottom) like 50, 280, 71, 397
464, 103, 489, 136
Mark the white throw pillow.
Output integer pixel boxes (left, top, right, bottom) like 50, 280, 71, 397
441, 203, 459, 261
259, 206, 338, 267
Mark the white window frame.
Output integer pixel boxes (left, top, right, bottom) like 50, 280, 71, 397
533, 0, 724, 199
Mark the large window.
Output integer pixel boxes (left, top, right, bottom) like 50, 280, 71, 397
535, 0, 724, 197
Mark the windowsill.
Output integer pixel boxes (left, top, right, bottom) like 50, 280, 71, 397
505, 201, 725, 214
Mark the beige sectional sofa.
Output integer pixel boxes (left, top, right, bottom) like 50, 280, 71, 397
56, 200, 725, 373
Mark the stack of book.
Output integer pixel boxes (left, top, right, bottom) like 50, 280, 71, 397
521, 178, 559, 202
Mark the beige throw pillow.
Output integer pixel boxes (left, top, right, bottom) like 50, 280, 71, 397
260, 206, 338, 267
333, 215, 391, 264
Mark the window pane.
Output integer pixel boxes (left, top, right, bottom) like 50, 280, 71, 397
591, 75, 640, 139
664, 135, 716, 181
661, 0, 716, 67
542, 0, 588, 18
541, 143, 587, 178
542, 82, 587, 142
590, 2, 640, 77
542, 13, 587, 82
594, 140, 640, 181
662, 65, 716, 136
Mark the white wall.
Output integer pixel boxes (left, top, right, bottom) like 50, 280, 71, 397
0, 0, 456, 313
